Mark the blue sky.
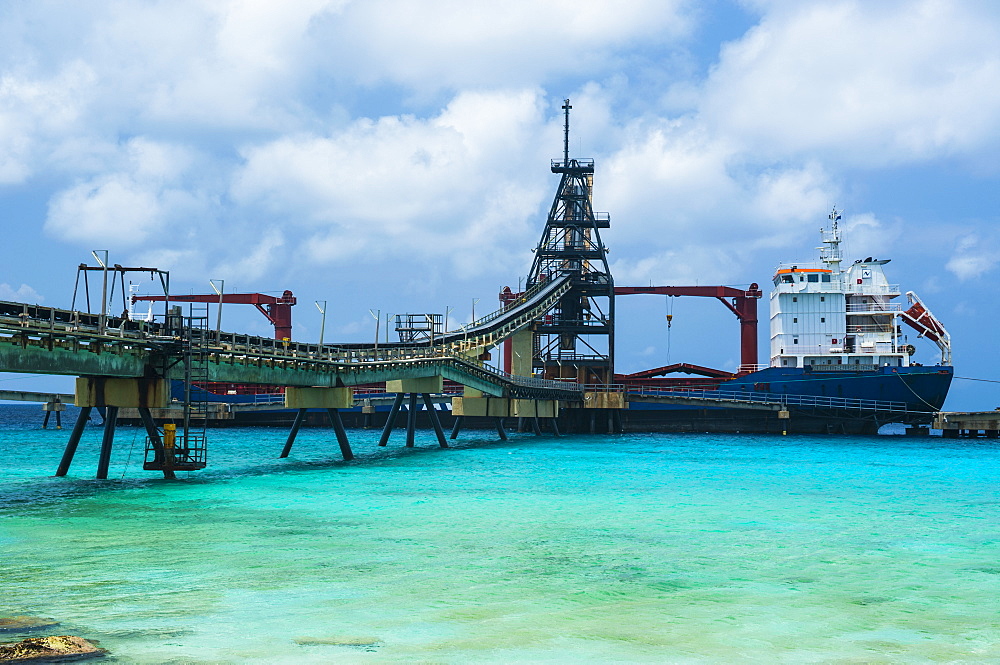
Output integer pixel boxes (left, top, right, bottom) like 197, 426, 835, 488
1, 0, 998, 410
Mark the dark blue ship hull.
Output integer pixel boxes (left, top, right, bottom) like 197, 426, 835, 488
724, 364, 953, 411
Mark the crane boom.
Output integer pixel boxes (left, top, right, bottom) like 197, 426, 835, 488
133, 290, 297, 340
614, 284, 762, 371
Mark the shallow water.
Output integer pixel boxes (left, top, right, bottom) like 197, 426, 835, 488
1, 404, 998, 663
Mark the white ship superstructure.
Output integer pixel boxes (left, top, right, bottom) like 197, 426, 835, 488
770, 209, 920, 370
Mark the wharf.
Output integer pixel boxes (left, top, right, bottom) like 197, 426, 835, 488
933, 410, 1000, 438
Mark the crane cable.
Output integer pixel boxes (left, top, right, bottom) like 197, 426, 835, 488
665, 296, 674, 364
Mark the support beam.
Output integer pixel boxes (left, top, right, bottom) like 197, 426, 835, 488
55, 406, 92, 477
327, 409, 353, 461
75, 377, 169, 409
96, 406, 119, 480
422, 393, 448, 448
450, 415, 464, 440
532, 417, 542, 436
510, 328, 534, 377
495, 417, 508, 441
379, 393, 405, 446
42, 400, 67, 431
551, 418, 561, 437
405, 393, 418, 447
280, 408, 308, 458
138, 407, 174, 480
386, 377, 444, 394
284, 387, 353, 409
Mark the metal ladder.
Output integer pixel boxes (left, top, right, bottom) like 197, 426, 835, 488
143, 303, 209, 472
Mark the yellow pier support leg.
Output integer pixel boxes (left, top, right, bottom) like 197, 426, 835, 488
386, 377, 444, 394
510, 329, 533, 377
163, 424, 176, 475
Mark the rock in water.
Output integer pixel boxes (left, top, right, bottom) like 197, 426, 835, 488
0, 635, 105, 661
0, 618, 59, 634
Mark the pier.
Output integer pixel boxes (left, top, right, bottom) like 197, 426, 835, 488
0, 100, 948, 480
933, 411, 1000, 438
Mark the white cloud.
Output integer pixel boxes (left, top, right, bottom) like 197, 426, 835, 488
946, 233, 999, 280
701, 1, 1000, 166
0, 283, 43, 303
596, 116, 836, 275
838, 212, 902, 261
44, 138, 206, 247
611, 246, 747, 286
232, 89, 550, 277
321, 0, 694, 90
0, 60, 96, 183
214, 228, 286, 283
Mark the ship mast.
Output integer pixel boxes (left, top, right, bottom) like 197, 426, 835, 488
820, 207, 843, 275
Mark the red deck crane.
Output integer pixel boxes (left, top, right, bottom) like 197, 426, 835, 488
132, 290, 297, 340
614, 284, 763, 371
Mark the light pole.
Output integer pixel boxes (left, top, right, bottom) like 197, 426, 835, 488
444, 306, 454, 332
471, 298, 480, 325
315, 300, 327, 346
369, 309, 380, 356
210, 279, 224, 335
92, 250, 108, 334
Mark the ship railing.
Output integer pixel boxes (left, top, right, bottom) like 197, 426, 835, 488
774, 261, 826, 271
847, 284, 900, 296
846, 302, 901, 313
842, 323, 897, 334
624, 386, 925, 413
776, 345, 840, 356
737, 364, 767, 373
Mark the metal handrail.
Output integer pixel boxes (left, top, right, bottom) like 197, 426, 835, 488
625, 385, 925, 413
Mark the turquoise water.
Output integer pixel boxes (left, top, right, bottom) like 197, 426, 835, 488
1, 405, 998, 663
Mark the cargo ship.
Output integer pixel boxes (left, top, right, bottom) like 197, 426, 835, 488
619, 208, 954, 425
731, 209, 952, 409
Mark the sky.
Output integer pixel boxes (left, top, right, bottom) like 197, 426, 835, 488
1, 0, 998, 410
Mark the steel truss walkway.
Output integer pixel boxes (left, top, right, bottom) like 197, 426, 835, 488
0, 272, 578, 400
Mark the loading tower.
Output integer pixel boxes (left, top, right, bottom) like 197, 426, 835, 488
526, 99, 615, 384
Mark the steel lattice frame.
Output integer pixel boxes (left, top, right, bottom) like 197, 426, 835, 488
526, 102, 615, 384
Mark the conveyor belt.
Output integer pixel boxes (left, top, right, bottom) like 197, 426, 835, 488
0, 275, 582, 399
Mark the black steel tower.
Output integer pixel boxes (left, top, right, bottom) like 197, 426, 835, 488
526, 99, 615, 384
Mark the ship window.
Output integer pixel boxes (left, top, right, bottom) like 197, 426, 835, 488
781, 275, 794, 283
820, 296, 825, 302
821, 317, 825, 323
793, 338, 799, 344
808, 274, 819, 282
799, 275, 805, 282
822, 274, 831, 282
793, 317, 797, 323
792, 297, 797, 302
773, 277, 780, 286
